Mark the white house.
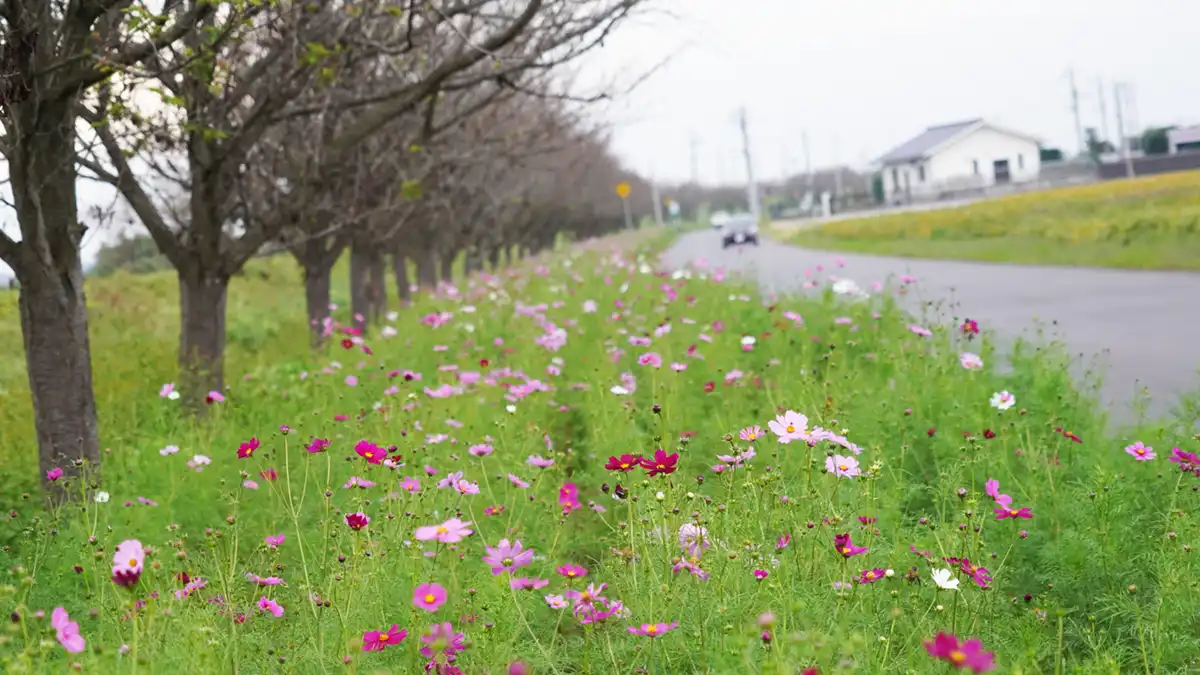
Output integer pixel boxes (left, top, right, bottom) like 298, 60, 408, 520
875, 119, 1041, 203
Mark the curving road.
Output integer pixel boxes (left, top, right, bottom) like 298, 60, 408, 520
663, 230, 1200, 425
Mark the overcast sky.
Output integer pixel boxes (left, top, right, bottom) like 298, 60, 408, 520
3, 0, 1198, 280
587, 0, 1200, 184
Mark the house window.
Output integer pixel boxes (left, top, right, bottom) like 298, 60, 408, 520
972, 159, 979, 175
1017, 154, 1024, 169
918, 165, 926, 182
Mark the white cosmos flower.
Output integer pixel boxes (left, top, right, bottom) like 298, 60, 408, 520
959, 352, 983, 370
386, 311, 399, 321
94, 491, 110, 504
380, 326, 398, 338
989, 390, 1016, 411
610, 385, 630, 396
931, 568, 959, 591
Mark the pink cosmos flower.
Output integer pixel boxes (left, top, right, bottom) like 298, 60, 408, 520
768, 410, 809, 443
158, 383, 176, 398
510, 577, 550, 590
637, 352, 663, 368
468, 444, 494, 457
526, 455, 554, 468
924, 632, 995, 672
834, 533, 868, 558
858, 567, 886, 584
1125, 441, 1155, 461
112, 539, 145, 587
739, 425, 764, 443
45, 467, 63, 481
482, 539, 534, 575
825, 455, 861, 478
400, 477, 422, 493
414, 518, 474, 543
52, 607, 85, 653
257, 596, 284, 617
206, 390, 226, 403
306, 438, 331, 453
908, 324, 932, 337
559, 483, 582, 513
246, 572, 284, 586
419, 621, 467, 659
545, 594, 569, 609
628, 621, 678, 638
507, 473, 530, 489
343, 476, 376, 489
265, 534, 286, 549
959, 352, 983, 370
344, 512, 370, 531
413, 583, 447, 612
362, 624, 407, 652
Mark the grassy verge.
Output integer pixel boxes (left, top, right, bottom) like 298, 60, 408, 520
785, 171, 1200, 270
0, 233, 1197, 673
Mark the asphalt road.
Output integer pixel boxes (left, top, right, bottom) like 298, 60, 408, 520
663, 230, 1200, 425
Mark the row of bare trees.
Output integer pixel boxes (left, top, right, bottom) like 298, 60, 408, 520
1, 0, 653, 495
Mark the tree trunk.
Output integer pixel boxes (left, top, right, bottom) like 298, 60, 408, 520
367, 248, 387, 322
349, 240, 371, 333
487, 245, 502, 271
503, 245, 513, 266
292, 235, 347, 348
416, 247, 438, 290
8, 99, 102, 497
178, 266, 230, 415
439, 249, 456, 284
392, 252, 412, 306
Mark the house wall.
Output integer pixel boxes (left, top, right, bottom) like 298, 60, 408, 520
882, 127, 1040, 202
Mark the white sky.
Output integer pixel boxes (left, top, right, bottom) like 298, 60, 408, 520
3, 0, 1199, 280
588, 0, 1200, 183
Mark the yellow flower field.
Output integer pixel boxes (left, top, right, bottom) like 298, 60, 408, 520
787, 170, 1200, 269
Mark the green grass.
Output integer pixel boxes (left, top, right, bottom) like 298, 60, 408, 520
1, 235, 1198, 674
784, 171, 1200, 270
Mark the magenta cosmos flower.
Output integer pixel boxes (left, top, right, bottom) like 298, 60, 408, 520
833, 533, 868, 558
628, 621, 678, 638
344, 512, 370, 531
362, 624, 407, 652
236, 437, 260, 459
45, 467, 63, 481
265, 534, 286, 549
419, 621, 467, 659
858, 567, 886, 585
414, 518, 473, 543
924, 632, 995, 672
355, 440, 384, 465
257, 596, 284, 617
557, 564, 588, 579
1124, 441, 1155, 461
637, 352, 663, 368
51, 607, 85, 653
112, 539, 145, 586
413, 583, 447, 612
482, 539, 534, 575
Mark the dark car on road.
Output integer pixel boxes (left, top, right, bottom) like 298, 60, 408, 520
720, 214, 759, 248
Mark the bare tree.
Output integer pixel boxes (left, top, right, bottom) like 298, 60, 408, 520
1, 0, 213, 493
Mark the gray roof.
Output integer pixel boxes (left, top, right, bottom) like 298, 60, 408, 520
876, 119, 982, 165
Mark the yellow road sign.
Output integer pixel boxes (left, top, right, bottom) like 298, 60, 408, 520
615, 181, 631, 199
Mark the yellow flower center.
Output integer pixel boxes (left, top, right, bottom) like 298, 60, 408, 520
128, 558, 137, 567
424, 593, 436, 603
364, 451, 373, 459
656, 464, 665, 470
581, 592, 591, 602
619, 463, 629, 469
379, 633, 389, 642
1136, 448, 1145, 455
785, 425, 795, 433
838, 465, 848, 471
502, 557, 513, 566
646, 625, 658, 635
435, 526, 448, 535
567, 571, 576, 577
866, 571, 875, 580
748, 433, 757, 440
950, 650, 966, 664
1009, 509, 1018, 516
840, 546, 852, 554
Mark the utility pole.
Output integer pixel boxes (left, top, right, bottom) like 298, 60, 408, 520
802, 130, 813, 189
651, 180, 664, 227
1097, 77, 1110, 146
1069, 68, 1085, 156
738, 107, 761, 222
1113, 83, 1135, 178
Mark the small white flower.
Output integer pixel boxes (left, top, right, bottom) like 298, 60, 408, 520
655, 491, 665, 501
193, 454, 211, 466
505, 405, 517, 414
159, 445, 180, 456
740, 335, 756, 347
386, 311, 399, 321
94, 491, 110, 504
609, 385, 630, 396
885, 568, 895, 578
931, 568, 960, 591
462, 305, 476, 313
990, 390, 1016, 411
380, 326, 398, 338
167, 391, 180, 401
